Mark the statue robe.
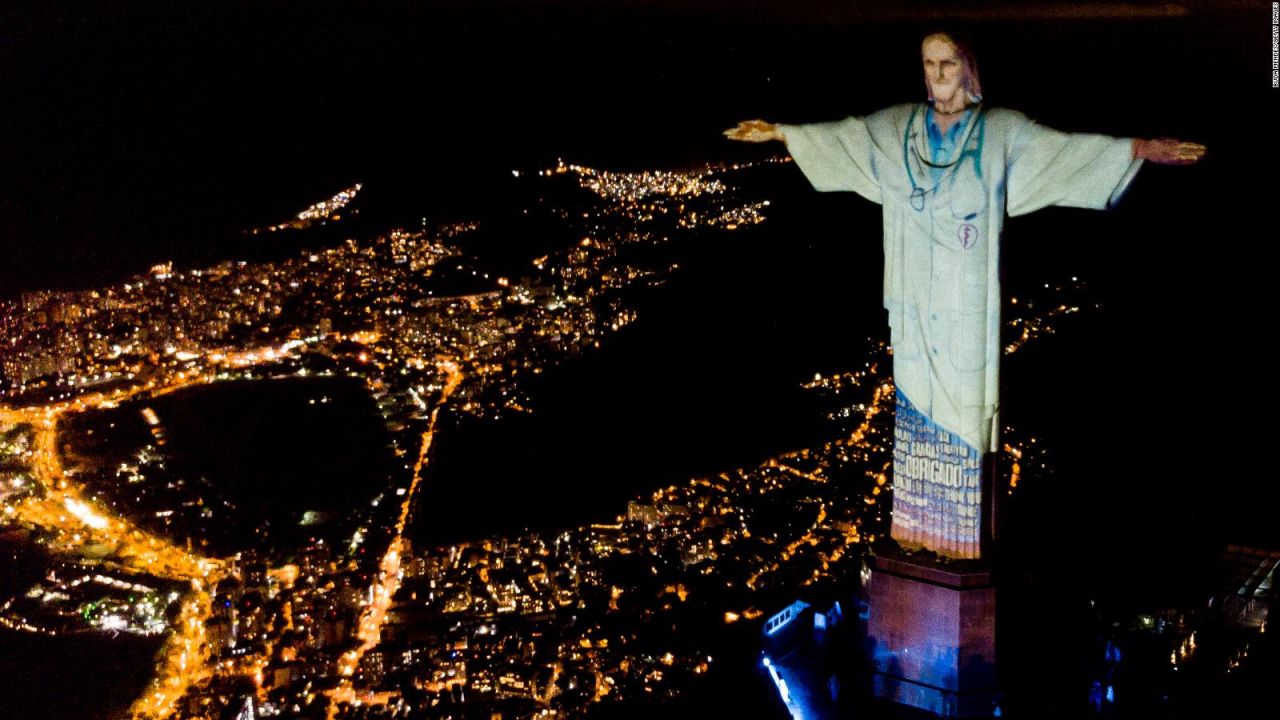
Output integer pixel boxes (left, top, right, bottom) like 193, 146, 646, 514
779, 104, 1143, 558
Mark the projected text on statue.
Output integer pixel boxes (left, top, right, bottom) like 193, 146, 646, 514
891, 390, 983, 558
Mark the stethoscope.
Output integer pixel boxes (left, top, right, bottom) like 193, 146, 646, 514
902, 103, 987, 214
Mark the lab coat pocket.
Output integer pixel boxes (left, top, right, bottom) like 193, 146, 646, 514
951, 310, 989, 378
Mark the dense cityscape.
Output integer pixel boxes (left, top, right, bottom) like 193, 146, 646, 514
1, 151, 1272, 720
0, 157, 872, 719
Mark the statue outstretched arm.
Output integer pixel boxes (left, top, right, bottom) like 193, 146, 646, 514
1005, 118, 1145, 216
727, 115, 883, 202
1132, 138, 1207, 165
723, 119, 785, 143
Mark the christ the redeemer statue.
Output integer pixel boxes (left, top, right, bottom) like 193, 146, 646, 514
727, 32, 1204, 560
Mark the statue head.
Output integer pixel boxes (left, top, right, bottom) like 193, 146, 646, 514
921, 32, 982, 108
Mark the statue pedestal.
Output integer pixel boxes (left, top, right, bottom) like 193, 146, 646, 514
865, 552, 997, 717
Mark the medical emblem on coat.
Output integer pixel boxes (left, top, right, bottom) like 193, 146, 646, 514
957, 223, 979, 249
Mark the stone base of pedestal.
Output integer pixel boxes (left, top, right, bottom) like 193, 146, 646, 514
865, 552, 997, 718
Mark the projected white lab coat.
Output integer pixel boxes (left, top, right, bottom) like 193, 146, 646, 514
780, 104, 1142, 556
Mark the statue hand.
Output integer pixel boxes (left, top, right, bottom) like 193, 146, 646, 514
1134, 138, 1206, 165
724, 119, 784, 143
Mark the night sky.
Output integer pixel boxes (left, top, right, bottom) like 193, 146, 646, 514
2, 0, 1275, 541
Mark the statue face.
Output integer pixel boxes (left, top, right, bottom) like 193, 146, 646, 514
922, 36, 965, 105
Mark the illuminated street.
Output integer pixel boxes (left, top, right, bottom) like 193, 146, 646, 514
331, 360, 462, 709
